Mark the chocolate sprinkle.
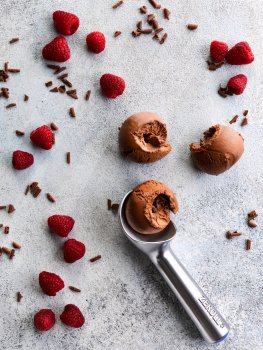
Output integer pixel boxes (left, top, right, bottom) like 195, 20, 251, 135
241, 117, 248, 127
6, 103, 16, 109
111, 203, 119, 210
207, 61, 224, 71
9, 38, 19, 44
226, 231, 242, 239
107, 199, 112, 210
69, 286, 81, 293
50, 87, 59, 93
243, 110, 248, 116
17, 291, 23, 302
0, 205, 7, 210
69, 107, 76, 118
24, 185, 30, 195
54, 66, 66, 75
187, 23, 198, 30
229, 115, 239, 124
90, 255, 102, 262
85, 90, 91, 101
160, 33, 168, 44
2, 247, 11, 255
246, 239, 251, 251
46, 193, 56, 203
140, 5, 147, 14
66, 152, 71, 164
47, 64, 60, 70
45, 81, 52, 87
24, 94, 29, 101
9, 249, 15, 259
12, 242, 21, 249
50, 122, 58, 131
8, 204, 15, 214
247, 220, 257, 228
4, 226, 10, 234
112, 0, 123, 9
114, 31, 122, 38
248, 210, 258, 220
163, 8, 171, 20
149, 0, 161, 9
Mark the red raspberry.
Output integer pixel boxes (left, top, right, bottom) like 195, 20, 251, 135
48, 215, 75, 237
30, 125, 53, 150
227, 74, 247, 95
100, 73, 125, 99
63, 239, 86, 263
12, 150, 34, 170
39, 271, 64, 296
34, 309, 56, 331
60, 304, 85, 328
42, 36, 70, 62
86, 32, 106, 54
210, 40, 228, 63
53, 11, 80, 36
226, 42, 254, 65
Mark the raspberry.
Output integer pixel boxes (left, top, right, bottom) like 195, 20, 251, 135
100, 73, 125, 99
42, 36, 70, 62
48, 215, 75, 237
86, 32, 106, 54
227, 74, 247, 95
53, 11, 80, 36
60, 304, 85, 328
63, 239, 86, 263
34, 309, 56, 331
39, 271, 64, 296
226, 42, 254, 65
210, 40, 228, 63
12, 150, 34, 170
30, 125, 53, 150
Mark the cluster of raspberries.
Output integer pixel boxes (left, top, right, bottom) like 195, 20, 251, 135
210, 40, 254, 95
42, 10, 125, 98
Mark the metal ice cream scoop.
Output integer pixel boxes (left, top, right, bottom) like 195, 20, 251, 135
119, 191, 230, 344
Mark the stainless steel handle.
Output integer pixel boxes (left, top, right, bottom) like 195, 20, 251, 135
151, 244, 229, 344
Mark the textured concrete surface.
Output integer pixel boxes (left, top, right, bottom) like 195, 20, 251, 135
0, 0, 263, 349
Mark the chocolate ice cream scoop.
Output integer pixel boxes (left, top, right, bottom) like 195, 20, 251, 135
125, 180, 179, 235
119, 112, 172, 163
190, 124, 244, 175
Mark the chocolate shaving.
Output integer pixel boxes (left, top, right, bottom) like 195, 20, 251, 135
4, 226, 10, 234
66, 152, 71, 164
160, 33, 168, 44
50, 87, 59, 93
69, 286, 81, 293
6, 103, 16, 109
50, 122, 58, 131
226, 231, 242, 239
229, 115, 239, 124
114, 31, 122, 37
85, 90, 91, 101
243, 110, 248, 116
24, 94, 29, 101
46, 193, 56, 203
69, 107, 76, 118
149, 0, 161, 9
12, 242, 21, 249
241, 117, 248, 127
90, 255, 102, 262
163, 8, 171, 20
140, 5, 147, 14
207, 61, 224, 71
8, 204, 15, 214
9, 249, 15, 259
54, 66, 66, 75
9, 38, 19, 44
187, 23, 198, 30
112, 0, 123, 9
246, 239, 251, 251
17, 291, 23, 302
45, 81, 52, 87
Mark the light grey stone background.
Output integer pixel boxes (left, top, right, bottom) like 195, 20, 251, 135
0, 0, 262, 349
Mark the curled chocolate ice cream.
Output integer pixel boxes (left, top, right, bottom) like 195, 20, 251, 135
125, 180, 179, 235
190, 124, 244, 175
119, 112, 172, 163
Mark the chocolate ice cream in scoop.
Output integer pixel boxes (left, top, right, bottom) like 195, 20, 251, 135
119, 112, 172, 163
190, 124, 244, 175
125, 181, 179, 235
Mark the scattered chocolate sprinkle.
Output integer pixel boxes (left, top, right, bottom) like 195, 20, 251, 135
163, 8, 171, 20
0, 205, 7, 210
2, 247, 11, 255
52, 133, 55, 145
139, 29, 153, 34
47, 64, 60, 70
248, 210, 257, 220
111, 203, 119, 211
132, 31, 141, 37
248, 220, 257, 228
67, 89, 78, 99
4, 62, 8, 72
0, 70, 9, 82
50, 87, 59, 93
54, 66, 66, 75
30, 182, 38, 192
57, 73, 68, 80
66, 152, 71, 164
147, 14, 155, 23
58, 85, 66, 93
226, 231, 242, 239
218, 86, 228, 98
152, 34, 159, 40
1, 87, 10, 98
50, 122, 58, 131
17, 291, 23, 302
6, 103, 16, 109
61, 78, 72, 88
30, 182, 42, 198
114, 31, 122, 37
151, 19, 159, 30
69, 286, 81, 293
155, 27, 163, 34
0, 247, 2, 256
149, 0, 161, 9
46, 193, 56, 203
33, 188, 42, 198
229, 115, 239, 124
9, 38, 19, 44
4, 226, 10, 234
24, 94, 29, 101
140, 5, 147, 14
246, 239, 251, 251
8, 68, 20, 73
137, 21, 143, 31
107, 199, 112, 210
9, 249, 15, 259
45, 81, 52, 87
12, 242, 21, 249
69, 107, 76, 118
85, 90, 91, 101
90, 255, 102, 262
8, 204, 15, 214
187, 23, 198, 30
24, 185, 30, 195
160, 33, 168, 44
207, 61, 224, 71
112, 0, 123, 9
241, 117, 248, 127
243, 110, 248, 116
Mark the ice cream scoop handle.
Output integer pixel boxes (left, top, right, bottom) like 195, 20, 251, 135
153, 244, 230, 343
